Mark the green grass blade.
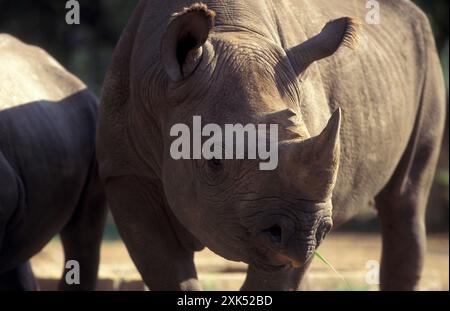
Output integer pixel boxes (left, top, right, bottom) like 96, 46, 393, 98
314, 251, 353, 290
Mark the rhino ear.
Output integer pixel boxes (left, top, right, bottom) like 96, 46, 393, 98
161, 3, 216, 81
288, 17, 361, 76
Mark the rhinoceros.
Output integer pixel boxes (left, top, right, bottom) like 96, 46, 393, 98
0, 34, 106, 290
97, 0, 446, 290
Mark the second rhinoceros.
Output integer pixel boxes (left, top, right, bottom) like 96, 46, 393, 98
97, 1, 446, 290
0, 34, 106, 290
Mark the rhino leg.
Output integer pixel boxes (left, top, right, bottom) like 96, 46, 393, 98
105, 176, 201, 291
0, 261, 38, 291
241, 261, 311, 291
375, 49, 446, 291
58, 160, 107, 291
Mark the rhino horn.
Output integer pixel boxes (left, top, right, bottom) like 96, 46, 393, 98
308, 107, 341, 169
280, 108, 341, 200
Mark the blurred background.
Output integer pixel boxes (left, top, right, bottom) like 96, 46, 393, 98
0, 0, 448, 290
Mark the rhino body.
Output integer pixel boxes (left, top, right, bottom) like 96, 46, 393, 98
0, 34, 106, 290
98, 0, 446, 290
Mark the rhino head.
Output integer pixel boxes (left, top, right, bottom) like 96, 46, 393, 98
158, 3, 359, 271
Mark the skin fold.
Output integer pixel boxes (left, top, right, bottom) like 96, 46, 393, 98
0, 34, 107, 290
97, 0, 446, 290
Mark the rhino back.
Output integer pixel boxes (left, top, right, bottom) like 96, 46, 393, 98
0, 34, 86, 110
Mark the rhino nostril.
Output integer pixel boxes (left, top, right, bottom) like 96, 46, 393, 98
316, 219, 333, 244
263, 224, 282, 244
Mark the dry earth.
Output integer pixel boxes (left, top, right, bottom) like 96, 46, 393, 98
31, 233, 449, 291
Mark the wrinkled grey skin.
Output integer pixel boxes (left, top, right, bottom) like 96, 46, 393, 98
97, 0, 446, 291
0, 34, 107, 290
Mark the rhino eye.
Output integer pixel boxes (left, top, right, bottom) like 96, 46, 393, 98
207, 158, 223, 169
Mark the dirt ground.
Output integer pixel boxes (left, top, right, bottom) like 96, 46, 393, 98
31, 233, 449, 291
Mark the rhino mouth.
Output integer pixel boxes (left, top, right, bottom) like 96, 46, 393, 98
250, 257, 292, 272
248, 238, 316, 272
